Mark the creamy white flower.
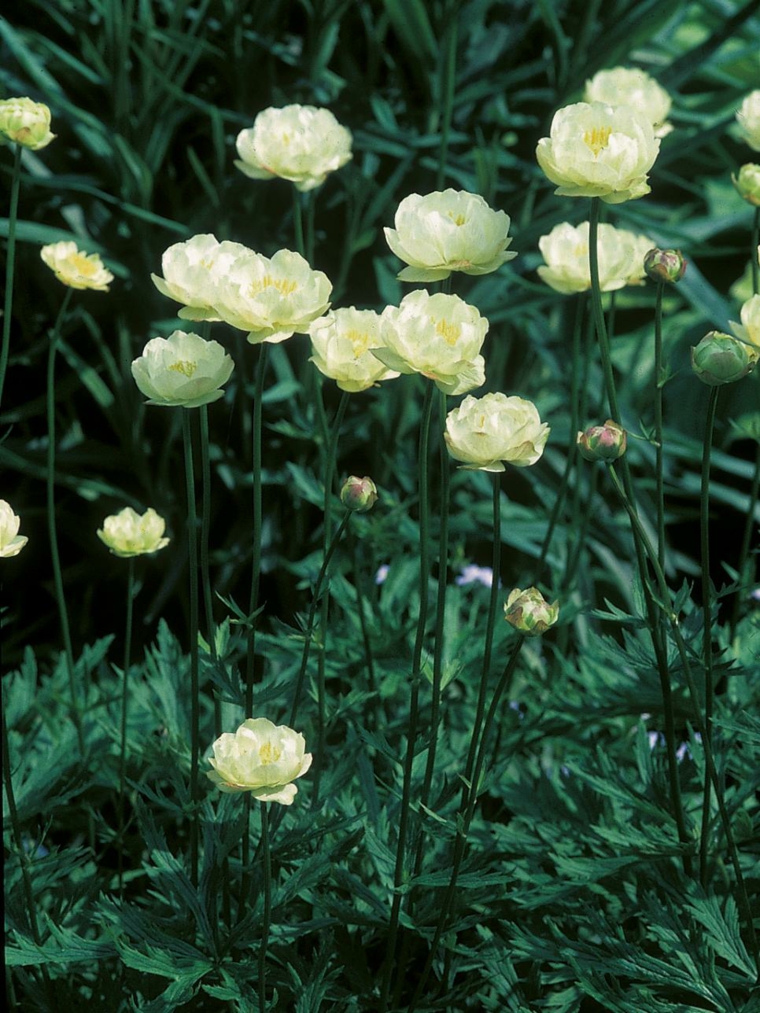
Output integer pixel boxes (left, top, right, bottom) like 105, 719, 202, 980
730, 293, 760, 357
213, 248, 332, 344
737, 91, 760, 152
536, 102, 660, 204
97, 507, 170, 558
235, 104, 352, 192
0, 500, 28, 558
151, 234, 251, 321
376, 290, 488, 396
584, 68, 672, 137
309, 307, 399, 392
0, 97, 55, 150
206, 717, 312, 804
384, 189, 517, 282
40, 241, 113, 291
131, 330, 234, 408
444, 393, 549, 472
537, 221, 653, 294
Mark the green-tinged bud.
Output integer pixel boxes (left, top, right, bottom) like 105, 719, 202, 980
690, 331, 756, 386
732, 163, 760, 207
577, 419, 627, 462
644, 247, 686, 284
340, 475, 378, 513
504, 587, 559, 637
730, 412, 760, 444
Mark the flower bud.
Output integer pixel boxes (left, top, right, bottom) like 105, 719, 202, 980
577, 420, 627, 462
340, 476, 378, 513
690, 331, 756, 386
644, 248, 686, 284
504, 587, 559, 637
732, 164, 760, 206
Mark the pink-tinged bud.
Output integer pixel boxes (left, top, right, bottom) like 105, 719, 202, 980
691, 331, 756, 386
577, 420, 627, 462
340, 476, 378, 513
732, 164, 760, 207
644, 248, 686, 284
504, 587, 559, 637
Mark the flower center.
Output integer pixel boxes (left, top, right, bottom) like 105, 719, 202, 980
434, 317, 461, 346
583, 125, 612, 156
71, 253, 98, 277
447, 212, 467, 226
259, 742, 282, 764
346, 328, 371, 355
249, 274, 298, 298
168, 359, 198, 377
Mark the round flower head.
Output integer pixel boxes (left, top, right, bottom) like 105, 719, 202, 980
536, 101, 660, 204
376, 290, 489, 396
213, 248, 332, 344
340, 475, 378, 513
537, 221, 653, 294
504, 587, 559, 637
691, 331, 756, 386
730, 293, 760, 357
40, 241, 113, 291
384, 189, 517, 282
98, 507, 170, 558
577, 420, 627, 462
0, 97, 55, 150
584, 68, 672, 137
151, 234, 251, 321
206, 717, 313, 804
0, 500, 28, 558
235, 104, 352, 192
737, 91, 760, 152
309, 307, 399, 392
444, 393, 550, 472
131, 330, 234, 408
733, 164, 760, 207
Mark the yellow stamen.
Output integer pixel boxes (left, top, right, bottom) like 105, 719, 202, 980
346, 328, 371, 355
168, 359, 198, 377
447, 212, 467, 226
248, 274, 298, 298
259, 742, 281, 764
71, 253, 97, 277
583, 125, 612, 156
435, 317, 461, 346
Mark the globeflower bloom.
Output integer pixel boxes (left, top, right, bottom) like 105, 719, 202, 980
504, 587, 559, 637
737, 91, 760, 152
536, 102, 660, 204
40, 241, 113, 291
376, 290, 489, 396
691, 331, 756, 386
206, 717, 312, 804
0, 500, 28, 558
131, 330, 234, 408
732, 163, 760, 207
0, 97, 55, 150
730, 294, 760, 357
384, 189, 516, 282
309, 307, 399, 392
537, 221, 653, 293
97, 507, 170, 558
235, 104, 352, 191
584, 67, 672, 137
213, 248, 332, 344
151, 234, 251, 321
444, 393, 550, 471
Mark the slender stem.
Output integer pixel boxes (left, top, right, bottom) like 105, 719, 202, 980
699, 385, 720, 887
729, 442, 760, 638
351, 528, 377, 722
182, 409, 200, 887
588, 199, 621, 423
198, 405, 220, 733
258, 804, 272, 1013
46, 288, 84, 755
435, 0, 458, 190
292, 189, 305, 259
752, 207, 759, 296
654, 280, 666, 574
304, 189, 315, 266
0, 144, 22, 410
245, 343, 269, 719
117, 557, 135, 897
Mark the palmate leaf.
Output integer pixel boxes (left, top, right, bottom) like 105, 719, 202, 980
685, 894, 757, 982
134, 974, 203, 1013
5, 922, 115, 967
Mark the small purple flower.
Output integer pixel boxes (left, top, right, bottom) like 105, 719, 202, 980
455, 564, 497, 588
375, 563, 390, 585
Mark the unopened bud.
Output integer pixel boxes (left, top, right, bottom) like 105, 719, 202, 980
691, 331, 756, 386
577, 419, 627, 462
732, 163, 760, 207
504, 587, 559, 637
340, 475, 378, 513
644, 248, 686, 284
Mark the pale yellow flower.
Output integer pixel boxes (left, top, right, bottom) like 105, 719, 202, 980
444, 393, 550, 472
536, 102, 660, 204
309, 307, 399, 392
537, 221, 653, 293
384, 189, 516, 282
40, 241, 113, 291
376, 290, 488, 396
98, 507, 170, 558
235, 104, 352, 192
733, 163, 760, 206
0, 97, 55, 150
730, 294, 760, 357
0, 500, 28, 558
206, 717, 312, 804
737, 91, 760, 152
131, 330, 234, 408
151, 234, 251, 321
584, 68, 672, 137
213, 248, 332, 344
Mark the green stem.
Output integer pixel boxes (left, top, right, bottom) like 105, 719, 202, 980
258, 804, 272, 1013
304, 189, 315, 266
199, 405, 219, 732
699, 385, 720, 887
753, 204, 759, 297
117, 557, 135, 897
245, 343, 269, 719
588, 199, 621, 422
728, 442, 760, 638
46, 288, 84, 755
182, 409, 200, 887
435, 0, 458, 190
654, 281, 666, 574
0, 144, 22, 410
292, 189, 305, 259
350, 528, 377, 723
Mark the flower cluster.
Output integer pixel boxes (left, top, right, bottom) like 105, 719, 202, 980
584, 67, 672, 137
98, 507, 170, 558
206, 718, 312, 804
41, 241, 113, 291
0, 97, 55, 150
537, 221, 653, 293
